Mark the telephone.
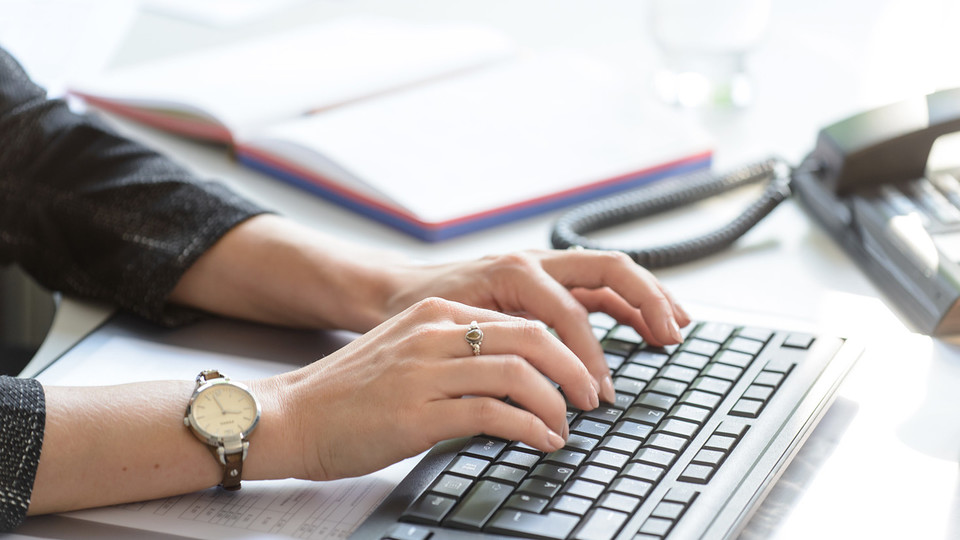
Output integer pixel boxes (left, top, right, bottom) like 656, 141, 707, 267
551, 87, 960, 335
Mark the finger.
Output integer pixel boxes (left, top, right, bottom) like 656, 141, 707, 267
419, 397, 566, 453
569, 287, 665, 346
540, 249, 684, 345
441, 319, 601, 411
432, 354, 569, 438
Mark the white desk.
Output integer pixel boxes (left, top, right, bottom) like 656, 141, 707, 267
10, 0, 960, 538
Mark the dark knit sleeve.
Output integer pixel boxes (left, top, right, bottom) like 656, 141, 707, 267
0, 376, 44, 532
0, 47, 268, 325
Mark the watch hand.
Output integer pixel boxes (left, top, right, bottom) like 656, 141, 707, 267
212, 394, 226, 413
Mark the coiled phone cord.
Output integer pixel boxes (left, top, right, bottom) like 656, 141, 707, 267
550, 157, 793, 269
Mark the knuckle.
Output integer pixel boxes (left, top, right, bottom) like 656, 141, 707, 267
409, 297, 457, 320
497, 354, 530, 381
475, 398, 504, 427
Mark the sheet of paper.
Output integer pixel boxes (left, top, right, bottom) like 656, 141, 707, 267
36, 326, 418, 540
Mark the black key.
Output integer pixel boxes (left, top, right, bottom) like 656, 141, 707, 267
517, 477, 563, 499
531, 463, 575, 483
669, 403, 711, 424
681, 339, 720, 358
483, 464, 528, 485
714, 349, 754, 369
702, 363, 743, 382
431, 474, 473, 498
671, 352, 710, 371
619, 363, 658, 382
679, 389, 721, 410
605, 353, 625, 371
462, 437, 508, 460
577, 464, 618, 485
694, 322, 735, 343
623, 405, 665, 426
572, 419, 613, 438
598, 492, 641, 514
635, 392, 677, 412
587, 449, 630, 469
552, 494, 593, 516
730, 398, 765, 418
503, 492, 548, 513
566, 409, 579, 424
737, 327, 773, 343
631, 350, 670, 369
634, 447, 677, 469
609, 477, 654, 498
565, 479, 606, 499
690, 376, 733, 396
646, 378, 688, 398
645, 433, 687, 453
727, 337, 764, 356
678, 463, 715, 484
621, 462, 665, 484
565, 434, 601, 453
660, 364, 699, 384
384, 523, 432, 540
573, 508, 628, 540
498, 450, 540, 470
403, 493, 456, 524
599, 435, 642, 455
613, 377, 646, 396
612, 420, 654, 441
658, 418, 699, 438
486, 510, 579, 540
543, 448, 587, 468
445, 480, 512, 529
581, 406, 624, 425
447, 455, 489, 478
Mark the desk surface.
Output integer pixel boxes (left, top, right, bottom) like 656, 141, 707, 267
9, 0, 960, 538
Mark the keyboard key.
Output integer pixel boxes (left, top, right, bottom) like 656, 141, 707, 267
743, 384, 774, 401
730, 398, 765, 418
764, 358, 795, 374
572, 419, 613, 438
694, 322, 735, 343
589, 312, 617, 329
403, 493, 456, 524
605, 353, 625, 371
384, 523, 431, 540
660, 364, 699, 384
703, 434, 737, 452
531, 463, 575, 483
634, 447, 677, 468
679, 389, 721, 410
621, 462, 665, 484
573, 507, 628, 540
651, 501, 686, 520
671, 351, 710, 370
669, 403, 711, 424
609, 477, 654, 499
565, 479, 606, 499
608, 325, 643, 343
599, 434, 642, 455
715, 420, 749, 438
726, 337, 764, 356
587, 449, 630, 469
612, 420, 654, 441
602, 338, 636, 357
483, 464, 528, 485
783, 333, 815, 349
517, 477, 563, 499
702, 363, 743, 382
598, 492, 641, 514
543, 448, 587, 468
577, 464, 618, 485
431, 474, 473, 498
551, 494, 593, 516
462, 437, 508, 460
635, 392, 678, 412
714, 349, 754, 368
631, 350, 670, 369
639, 516, 674, 536
504, 493, 548, 513
619, 363, 659, 382
679, 463, 715, 484
753, 371, 785, 388
565, 434, 601, 453
663, 486, 699, 504
613, 377, 646, 396
445, 480, 512, 529
658, 418, 699, 438
690, 376, 733, 396
581, 406, 624, 425
645, 432, 688, 453
737, 326, 773, 343
646, 378, 688, 398
486, 510, 579, 540
497, 450, 540, 470
623, 405, 665, 426
681, 339, 720, 357
693, 449, 725, 467
447, 455, 489, 478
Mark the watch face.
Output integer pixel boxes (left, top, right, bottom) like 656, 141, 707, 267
190, 382, 260, 439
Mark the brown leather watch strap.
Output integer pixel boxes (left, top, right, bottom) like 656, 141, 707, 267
221, 450, 244, 491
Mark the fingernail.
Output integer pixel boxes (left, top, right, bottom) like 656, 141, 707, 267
669, 318, 684, 343
601, 375, 616, 404
546, 429, 565, 451
561, 421, 570, 440
589, 387, 600, 410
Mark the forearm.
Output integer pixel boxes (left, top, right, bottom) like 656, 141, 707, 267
29, 378, 294, 515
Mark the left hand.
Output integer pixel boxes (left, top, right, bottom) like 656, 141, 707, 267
378, 249, 690, 403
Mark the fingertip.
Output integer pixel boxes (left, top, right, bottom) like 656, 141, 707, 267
545, 429, 565, 452
669, 318, 684, 343
600, 375, 616, 404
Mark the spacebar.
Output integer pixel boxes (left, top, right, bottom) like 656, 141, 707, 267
486, 510, 579, 539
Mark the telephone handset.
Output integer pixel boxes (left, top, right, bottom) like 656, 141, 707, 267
551, 88, 960, 335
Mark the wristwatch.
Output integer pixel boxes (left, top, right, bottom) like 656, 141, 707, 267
183, 370, 261, 490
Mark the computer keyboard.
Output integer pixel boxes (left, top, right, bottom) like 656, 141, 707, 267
350, 313, 861, 540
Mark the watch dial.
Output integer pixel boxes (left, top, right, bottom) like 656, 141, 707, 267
192, 384, 258, 437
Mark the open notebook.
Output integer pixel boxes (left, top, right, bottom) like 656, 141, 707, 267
69, 18, 712, 241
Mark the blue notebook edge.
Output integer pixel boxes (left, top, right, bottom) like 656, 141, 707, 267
237, 152, 713, 242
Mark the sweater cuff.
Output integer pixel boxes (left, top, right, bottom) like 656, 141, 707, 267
0, 376, 44, 532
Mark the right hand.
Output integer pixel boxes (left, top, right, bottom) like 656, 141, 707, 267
255, 297, 601, 482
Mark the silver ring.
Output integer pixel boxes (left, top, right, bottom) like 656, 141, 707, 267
465, 321, 483, 356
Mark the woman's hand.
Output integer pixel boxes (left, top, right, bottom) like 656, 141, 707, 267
378, 250, 690, 403
250, 297, 601, 482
